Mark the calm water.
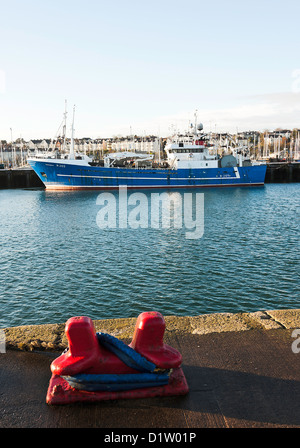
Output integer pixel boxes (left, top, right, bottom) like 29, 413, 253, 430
0, 184, 299, 328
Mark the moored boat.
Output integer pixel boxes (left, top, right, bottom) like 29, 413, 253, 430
27, 107, 267, 190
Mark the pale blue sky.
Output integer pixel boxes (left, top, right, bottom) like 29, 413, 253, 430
1, 0, 300, 140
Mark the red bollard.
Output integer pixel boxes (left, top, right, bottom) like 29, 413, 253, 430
129, 311, 182, 369
51, 316, 137, 376
46, 312, 188, 405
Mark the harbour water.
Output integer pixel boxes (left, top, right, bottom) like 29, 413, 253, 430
0, 184, 299, 328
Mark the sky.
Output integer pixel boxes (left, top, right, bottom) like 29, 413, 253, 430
1, 0, 300, 140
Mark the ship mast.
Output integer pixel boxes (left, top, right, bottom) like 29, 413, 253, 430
62, 99, 67, 153
69, 105, 75, 160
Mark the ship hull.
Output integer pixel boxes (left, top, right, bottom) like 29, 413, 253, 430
28, 160, 267, 190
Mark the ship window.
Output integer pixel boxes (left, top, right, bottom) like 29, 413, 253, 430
179, 142, 184, 147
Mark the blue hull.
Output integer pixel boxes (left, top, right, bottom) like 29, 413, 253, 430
28, 160, 267, 190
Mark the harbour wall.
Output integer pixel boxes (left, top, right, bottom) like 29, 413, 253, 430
2, 309, 300, 352
0, 168, 44, 189
265, 162, 300, 183
0, 163, 299, 189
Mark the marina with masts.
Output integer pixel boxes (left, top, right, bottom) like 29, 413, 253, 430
1, 126, 300, 170
0, 106, 299, 187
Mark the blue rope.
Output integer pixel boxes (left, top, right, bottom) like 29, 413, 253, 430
96, 332, 156, 372
63, 371, 170, 392
63, 331, 169, 392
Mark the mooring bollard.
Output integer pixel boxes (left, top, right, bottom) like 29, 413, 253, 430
129, 311, 182, 369
46, 311, 189, 405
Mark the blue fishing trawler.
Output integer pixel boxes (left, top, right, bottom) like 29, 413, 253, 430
27, 107, 267, 190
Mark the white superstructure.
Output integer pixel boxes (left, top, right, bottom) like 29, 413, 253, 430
165, 134, 218, 169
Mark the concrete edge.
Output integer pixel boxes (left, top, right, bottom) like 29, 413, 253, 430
2, 308, 300, 352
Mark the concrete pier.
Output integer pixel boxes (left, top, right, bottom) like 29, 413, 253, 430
265, 162, 300, 183
1, 309, 300, 428
0, 168, 44, 189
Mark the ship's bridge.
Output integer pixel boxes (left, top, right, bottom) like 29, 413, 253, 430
165, 138, 218, 169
